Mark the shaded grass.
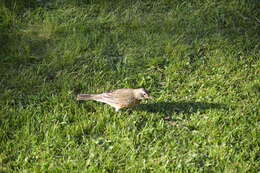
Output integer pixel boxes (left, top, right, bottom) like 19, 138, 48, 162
0, 0, 260, 172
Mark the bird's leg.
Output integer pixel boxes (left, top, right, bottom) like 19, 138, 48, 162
125, 108, 133, 115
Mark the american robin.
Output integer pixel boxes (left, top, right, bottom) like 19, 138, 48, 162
77, 88, 152, 111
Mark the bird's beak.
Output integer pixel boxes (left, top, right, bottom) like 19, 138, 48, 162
147, 95, 153, 99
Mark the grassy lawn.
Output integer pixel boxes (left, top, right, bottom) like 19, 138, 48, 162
0, 0, 259, 172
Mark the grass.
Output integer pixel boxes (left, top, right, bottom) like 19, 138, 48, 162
0, 0, 259, 172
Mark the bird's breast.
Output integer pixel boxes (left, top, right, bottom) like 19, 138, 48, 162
120, 98, 140, 108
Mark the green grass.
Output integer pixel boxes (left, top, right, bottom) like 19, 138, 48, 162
0, 0, 259, 172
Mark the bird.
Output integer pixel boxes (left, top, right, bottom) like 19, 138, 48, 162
77, 88, 152, 111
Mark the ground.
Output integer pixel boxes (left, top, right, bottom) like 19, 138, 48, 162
0, 0, 259, 172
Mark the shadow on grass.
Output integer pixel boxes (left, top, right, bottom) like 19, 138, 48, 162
137, 101, 227, 115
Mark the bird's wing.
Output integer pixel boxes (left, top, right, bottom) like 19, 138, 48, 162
91, 92, 121, 109
92, 89, 134, 108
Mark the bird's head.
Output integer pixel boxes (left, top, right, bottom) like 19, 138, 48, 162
134, 88, 153, 100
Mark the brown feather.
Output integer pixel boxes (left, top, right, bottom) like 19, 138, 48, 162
77, 94, 94, 100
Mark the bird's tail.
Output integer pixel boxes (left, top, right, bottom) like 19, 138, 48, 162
77, 94, 95, 101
